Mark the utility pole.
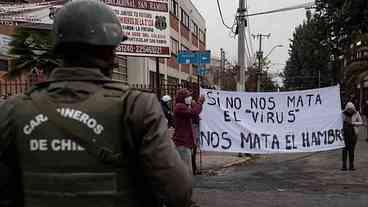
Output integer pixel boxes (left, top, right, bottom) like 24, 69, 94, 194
237, 0, 247, 91
253, 33, 271, 92
156, 57, 161, 98
220, 48, 225, 89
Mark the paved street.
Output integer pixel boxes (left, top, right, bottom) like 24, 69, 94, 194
193, 136, 368, 207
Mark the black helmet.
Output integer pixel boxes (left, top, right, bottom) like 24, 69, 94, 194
53, 0, 127, 52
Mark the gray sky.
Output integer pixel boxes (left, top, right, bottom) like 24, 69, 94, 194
191, 0, 310, 75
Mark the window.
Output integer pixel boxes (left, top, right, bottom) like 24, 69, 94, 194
181, 44, 189, 52
192, 21, 199, 36
181, 80, 189, 88
199, 29, 206, 43
170, 0, 178, 17
167, 76, 179, 85
0, 59, 8, 72
112, 56, 128, 82
181, 8, 190, 28
171, 37, 179, 55
149, 72, 165, 87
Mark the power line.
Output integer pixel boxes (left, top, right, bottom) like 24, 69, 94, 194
216, 0, 235, 31
244, 34, 252, 65
244, 30, 253, 66
245, 0, 256, 65
247, 28, 255, 62
228, 15, 238, 38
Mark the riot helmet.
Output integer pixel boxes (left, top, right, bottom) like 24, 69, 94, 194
53, 0, 126, 51
52, 0, 127, 76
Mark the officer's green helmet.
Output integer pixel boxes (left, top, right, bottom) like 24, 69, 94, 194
53, 0, 127, 53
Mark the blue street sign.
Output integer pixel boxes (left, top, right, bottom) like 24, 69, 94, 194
196, 67, 209, 76
177, 50, 211, 65
198, 50, 211, 64
177, 51, 198, 64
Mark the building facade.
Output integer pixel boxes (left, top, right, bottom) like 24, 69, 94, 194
0, 0, 206, 86
127, 0, 207, 86
0, 23, 128, 82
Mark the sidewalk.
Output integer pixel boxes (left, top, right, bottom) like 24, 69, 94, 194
168, 128, 251, 171
196, 152, 251, 171
197, 152, 251, 171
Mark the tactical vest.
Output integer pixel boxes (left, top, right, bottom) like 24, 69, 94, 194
12, 84, 141, 207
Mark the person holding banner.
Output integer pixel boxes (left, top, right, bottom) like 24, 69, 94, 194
342, 102, 363, 171
173, 89, 204, 207
173, 88, 205, 174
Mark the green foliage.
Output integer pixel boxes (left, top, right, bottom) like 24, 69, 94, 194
315, 0, 368, 36
314, 0, 368, 87
283, 16, 333, 90
245, 65, 278, 92
284, 0, 368, 91
7, 27, 59, 79
260, 72, 278, 92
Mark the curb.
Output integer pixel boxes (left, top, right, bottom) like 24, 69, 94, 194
201, 156, 252, 171
222, 157, 252, 168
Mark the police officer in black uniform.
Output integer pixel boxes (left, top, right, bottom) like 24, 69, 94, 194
0, 1, 192, 207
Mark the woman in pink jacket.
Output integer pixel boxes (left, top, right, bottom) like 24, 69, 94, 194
173, 88, 204, 174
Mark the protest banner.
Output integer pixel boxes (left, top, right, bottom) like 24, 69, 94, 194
199, 86, 344, 154
0, 0, 171, 57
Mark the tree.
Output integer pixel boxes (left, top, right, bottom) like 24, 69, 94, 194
6, 27, 59, 79
315, 0, 368, 37
314, 0, 368, 84
343, 33, 368, 94
283, 15, 333, 90
245, 64, 278, 92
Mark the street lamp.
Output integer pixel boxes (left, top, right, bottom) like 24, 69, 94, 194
264, 45, 284, 59
256, 44, 283, 92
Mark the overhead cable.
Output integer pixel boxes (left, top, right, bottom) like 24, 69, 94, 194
216, 0, 236, 32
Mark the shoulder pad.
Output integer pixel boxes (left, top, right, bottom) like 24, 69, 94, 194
103, 82, 129, 92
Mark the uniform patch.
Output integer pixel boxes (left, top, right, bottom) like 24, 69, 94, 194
56, 108, 104, 135
30, 139, 85, 152
23, 114, 48, 135
23, 109, 104, 136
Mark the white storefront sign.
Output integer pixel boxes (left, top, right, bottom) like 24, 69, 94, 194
108, 0, 171, 57
0, 0, 171, 57
199, 86, 344, 154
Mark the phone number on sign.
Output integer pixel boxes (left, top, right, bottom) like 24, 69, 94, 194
118, 44, 169, 55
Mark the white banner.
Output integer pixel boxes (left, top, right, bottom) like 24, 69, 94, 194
0, 0, 171, 58
199, 86, 344, 154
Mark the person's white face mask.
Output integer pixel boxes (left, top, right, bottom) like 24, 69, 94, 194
185, 96, 193, 105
